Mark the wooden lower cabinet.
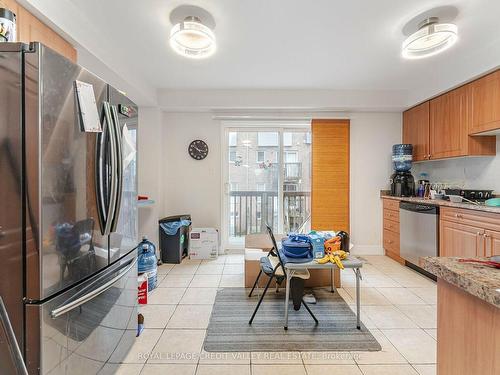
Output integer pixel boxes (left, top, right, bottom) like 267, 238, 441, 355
440, 207, 500, 257
485, 230, 500, 257
440, 220, 484, 257
437, 279, 500, 375
382, 198, 404, 264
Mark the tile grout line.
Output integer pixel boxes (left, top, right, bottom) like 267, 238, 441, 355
147, 255, 437, 372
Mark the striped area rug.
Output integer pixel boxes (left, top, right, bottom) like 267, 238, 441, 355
204, 287, 381, 352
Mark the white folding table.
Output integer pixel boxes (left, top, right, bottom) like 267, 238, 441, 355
283, 256, 363, 330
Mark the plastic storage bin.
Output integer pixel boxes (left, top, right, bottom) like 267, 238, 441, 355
159, 215, 191, 264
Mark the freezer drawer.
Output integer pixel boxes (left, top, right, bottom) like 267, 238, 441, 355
25, 252, 138, 374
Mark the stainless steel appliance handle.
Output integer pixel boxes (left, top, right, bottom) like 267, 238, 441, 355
96, 101, 114, 235
110, 105, 123, 233
50, 257, 137, 319
95, 105, 107, 234
103, 102, 118, 236
0, 297, 29, 375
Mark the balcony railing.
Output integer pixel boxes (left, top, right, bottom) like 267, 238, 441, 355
229, 191, 311, 237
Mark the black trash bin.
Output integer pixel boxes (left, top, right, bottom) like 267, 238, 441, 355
159, 215, 191, 264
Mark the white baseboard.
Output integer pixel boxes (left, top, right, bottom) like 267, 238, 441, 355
350, 245, 384, 255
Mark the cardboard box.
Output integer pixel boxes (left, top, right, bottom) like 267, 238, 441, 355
189, 228, 219, 260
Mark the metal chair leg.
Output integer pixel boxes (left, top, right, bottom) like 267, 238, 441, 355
301, 299, 318, 323
249, 275, 273, 324
248, 270, 263, 297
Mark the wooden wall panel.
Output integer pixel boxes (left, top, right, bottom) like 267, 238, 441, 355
311, 119, 350, 232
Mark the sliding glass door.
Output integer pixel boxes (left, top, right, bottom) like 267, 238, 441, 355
223, 125, 311, 248
282, 130, 312, 234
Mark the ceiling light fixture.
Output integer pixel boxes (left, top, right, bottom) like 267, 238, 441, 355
402, 17, 458, 59
170, 16, 216, 59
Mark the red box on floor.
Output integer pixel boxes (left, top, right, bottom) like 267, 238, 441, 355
138, 274, 148, 304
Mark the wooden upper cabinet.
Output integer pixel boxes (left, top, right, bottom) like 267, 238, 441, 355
0, 0, 18, 14
427, 85, 496, 160
429, 85, 469, 159
403, 101, 429, 161
469, 70, 500, 134
403, 70, 498, 161
0, 0, 76, 62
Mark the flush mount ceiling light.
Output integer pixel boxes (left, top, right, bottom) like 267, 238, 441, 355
402, 17, 458, 59
170, 16, 216, 59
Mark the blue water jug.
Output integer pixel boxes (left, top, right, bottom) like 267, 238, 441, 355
392, 144, 413, 172
137, 236, 158, 291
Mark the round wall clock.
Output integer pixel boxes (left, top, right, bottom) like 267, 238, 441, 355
188, 139, 209, 160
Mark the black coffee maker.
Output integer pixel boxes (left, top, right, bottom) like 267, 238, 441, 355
390, 144, 415, 197
390, 171, 415, 197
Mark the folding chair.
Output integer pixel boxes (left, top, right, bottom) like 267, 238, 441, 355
248, 225, 318, 326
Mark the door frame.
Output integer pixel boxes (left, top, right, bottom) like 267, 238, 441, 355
220, 121, 311, 251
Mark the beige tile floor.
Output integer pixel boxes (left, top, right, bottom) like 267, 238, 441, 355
111, 255, 437, 375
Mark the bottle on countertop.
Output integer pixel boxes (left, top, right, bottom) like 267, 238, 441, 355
417, 172, 429, 198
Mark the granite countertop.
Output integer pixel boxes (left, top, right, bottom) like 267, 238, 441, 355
421, 257, 500, 308
380, 191, 500, 214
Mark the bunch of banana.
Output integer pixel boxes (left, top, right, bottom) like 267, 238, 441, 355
316, 249, 349, 269
331, 250, 349, 269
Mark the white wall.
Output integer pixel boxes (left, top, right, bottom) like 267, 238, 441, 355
161, 111, 402, 254
138, 107, 164, 247
411, 137, 500, 193
158, 89, 408, 112
162, 112, 222, 229
349, 113, 402, 254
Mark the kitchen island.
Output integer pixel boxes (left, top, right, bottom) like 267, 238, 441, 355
422, 257, 500, 375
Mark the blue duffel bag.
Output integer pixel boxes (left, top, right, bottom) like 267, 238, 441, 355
281, 237, 313, 263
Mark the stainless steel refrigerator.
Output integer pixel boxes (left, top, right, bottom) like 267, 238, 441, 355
0, 42, 139, 374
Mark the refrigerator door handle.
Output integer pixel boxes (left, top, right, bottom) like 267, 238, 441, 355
110, 105, 123, 233
50, 257, 137, 319
104, 102, 118, 236
96, 101, 114, 235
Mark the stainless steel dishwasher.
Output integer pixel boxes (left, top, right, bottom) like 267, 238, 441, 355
400, 202, 439, 270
